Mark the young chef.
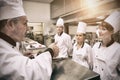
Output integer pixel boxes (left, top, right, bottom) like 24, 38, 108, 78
54, 18, 73, 58
93, 11, 120, 80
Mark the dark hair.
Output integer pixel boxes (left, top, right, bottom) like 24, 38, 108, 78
99, 21, 114, 32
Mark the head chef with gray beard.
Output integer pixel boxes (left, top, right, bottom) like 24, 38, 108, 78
0, 0, 59, 80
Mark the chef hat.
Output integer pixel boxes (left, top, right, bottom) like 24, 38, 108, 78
56, 18, 64, 27
77, 22, 87, 34
0, 0, 26, 20
104, 11, 120, 33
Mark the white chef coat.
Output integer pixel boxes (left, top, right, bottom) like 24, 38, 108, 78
72, 43, 93, 69
0, 38, 52, 80
92, 42, 120, 80
54, 32, 72, 58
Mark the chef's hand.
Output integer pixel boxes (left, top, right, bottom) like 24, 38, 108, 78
24, 52, 34, 59
37, 43, 59, 57
48, 43, 59, 57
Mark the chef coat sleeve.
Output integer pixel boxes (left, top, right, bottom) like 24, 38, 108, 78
87, 46, 93, 70
66, 36, 73, 56
0, 51, 52, 80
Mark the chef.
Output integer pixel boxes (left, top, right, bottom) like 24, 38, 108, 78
54, 18, 73, 58
0, 0, 59, 80
72, 22, 93, 69
92, 11, 120, 80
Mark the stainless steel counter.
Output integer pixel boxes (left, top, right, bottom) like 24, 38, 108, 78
51, 59, 100, 80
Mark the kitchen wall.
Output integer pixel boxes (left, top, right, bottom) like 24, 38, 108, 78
23, 1, 50, 22
23, 1, 53, 35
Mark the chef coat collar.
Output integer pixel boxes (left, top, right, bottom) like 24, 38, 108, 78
99, 39, 114, 48
75, 42, 84, 48
0, 32, 16, 46
81, 42, 84, 48
106, 39, 114, 47
58, 31, 63, 36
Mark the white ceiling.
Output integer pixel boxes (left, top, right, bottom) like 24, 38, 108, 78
23, 0, 54, 3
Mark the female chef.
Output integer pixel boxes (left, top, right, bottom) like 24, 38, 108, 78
72, 22, 93, 69
92, 11, 120, 80
0, 0, 59, 80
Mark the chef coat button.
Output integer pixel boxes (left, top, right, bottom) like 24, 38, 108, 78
102, 68, 104, 71
95, 66, 97, 68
